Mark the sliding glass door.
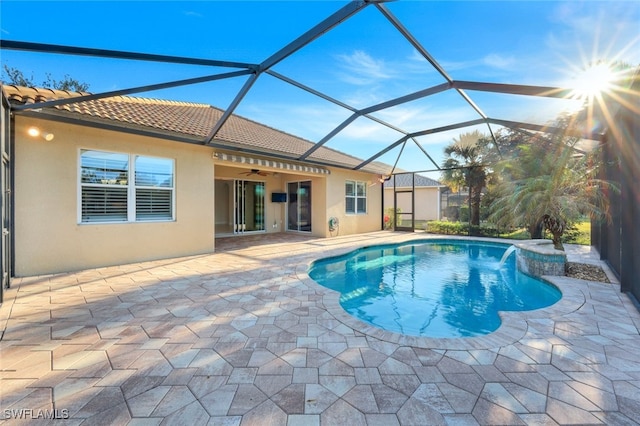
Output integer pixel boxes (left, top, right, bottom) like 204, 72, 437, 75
287, 181, 311, 232
234, 180, 265, 233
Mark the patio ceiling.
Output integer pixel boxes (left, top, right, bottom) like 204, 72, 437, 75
1, 0, 636, 178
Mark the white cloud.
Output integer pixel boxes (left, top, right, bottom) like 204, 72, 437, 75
334, 50, 395, 85
482, 53, 516, 70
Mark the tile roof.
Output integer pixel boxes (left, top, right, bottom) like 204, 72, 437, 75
2, 85, 390, 174
383, 173, 443, 188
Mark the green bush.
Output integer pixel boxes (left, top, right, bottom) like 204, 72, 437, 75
425, 221, 502, 237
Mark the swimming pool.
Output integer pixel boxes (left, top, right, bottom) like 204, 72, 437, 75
308, 240, 562, 338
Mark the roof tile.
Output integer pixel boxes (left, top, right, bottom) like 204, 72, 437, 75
2, 85, 390, 174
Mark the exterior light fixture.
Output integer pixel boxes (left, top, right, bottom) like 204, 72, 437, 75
27, 126, 55, 141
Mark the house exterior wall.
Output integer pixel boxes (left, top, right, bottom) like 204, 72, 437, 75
13, 117, 383, 276
325, 169, 382, 236
383, 187, 440, 221
14, 117, 215, 276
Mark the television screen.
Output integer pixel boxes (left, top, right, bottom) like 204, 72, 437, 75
271, 192, 287, 203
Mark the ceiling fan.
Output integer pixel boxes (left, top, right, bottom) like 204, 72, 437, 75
239, 169, 269, 176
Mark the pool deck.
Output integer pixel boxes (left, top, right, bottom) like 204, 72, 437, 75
1, 231, 639, 425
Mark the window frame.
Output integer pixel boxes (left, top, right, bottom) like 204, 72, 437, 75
78, 149, 175, 224
345, 180, 367, 215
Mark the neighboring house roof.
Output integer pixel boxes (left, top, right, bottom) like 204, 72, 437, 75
383, 173, 443, 188
2, 85, 391, 174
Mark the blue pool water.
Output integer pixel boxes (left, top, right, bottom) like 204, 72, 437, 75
308, 240, 562, 338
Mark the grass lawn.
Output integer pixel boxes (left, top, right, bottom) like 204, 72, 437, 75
499, 221, 591, 245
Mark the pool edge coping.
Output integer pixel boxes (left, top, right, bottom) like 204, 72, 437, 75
295, 235, 598, 350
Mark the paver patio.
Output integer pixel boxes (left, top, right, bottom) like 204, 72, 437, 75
1, 231, 639, 425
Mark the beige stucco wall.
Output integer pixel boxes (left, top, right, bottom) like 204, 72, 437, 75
14, 116, 383, 275
325, 169, 382, 237
14, 117, 215, 276
213, 158, 382, 238
384, 186, 441, 221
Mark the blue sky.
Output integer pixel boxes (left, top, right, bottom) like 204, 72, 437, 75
1, 1, 639, 179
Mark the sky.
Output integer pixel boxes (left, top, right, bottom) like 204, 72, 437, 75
1, 1, 639, 180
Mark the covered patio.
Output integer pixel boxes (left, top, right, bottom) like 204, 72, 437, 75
1, 232, 638, 425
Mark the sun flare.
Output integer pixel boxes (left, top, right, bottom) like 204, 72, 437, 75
569, 62, 616, 101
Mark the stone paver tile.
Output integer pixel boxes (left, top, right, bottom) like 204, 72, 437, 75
370, 384, 408, 414
127, 386, 171, 417
342, 384, 379, 414
318, 375, 356, 397
199, 384, 238, 416
150, 386, 197, 418
336, 348, 365, 367
472, 364, 509, 382
128, 418, 163, 425
121, 376, 167, 400
365, 413, 400, 426
318, 358, 354, 376
380, 374, 421, 397
518, 413, 560, 425
377, 357, 414, 375
161, 368, 198, 386
442, 413, 481, 425
271, 383, 305, 414
354, 367, 382, 385
304, 383, 339, 414
257, 357, 294, 376
2, 350, 51, 378
53, 377, 100, 401
280, 348, 307, 368
443, 372, 485, 395
292, 367, 318, 384
162, 400, 210, 425
247, 349, 276, 367
444, 350, 479, 366
253, 374, 292, 397
436, 356, 475, 375
321, 398, 366, 425
208, 415, 241, 426
54, 386, 103, 418
227, 384, 268, 415
437, 382, 478, 413
3, 387, 52, 413
616, 395, 640, 424
566, 371, 614, 393
565, 380, 618, 411
472, 398, 525, 425
240, 399, 287, 426
189, 349, 233, 376
81, 401, 131, 426
396, 393, 446, 426
548, 381, 600, 411
505, 371, 550, 394
75, 386, 125, 418
413, 383, 454, 414
480, 383, 527, 414
545, 397, 604, 425
494, 354, 536, 374
227, 367, 258, 384
96, 370, 137, 386
287, 414, 319, 426
502, 382, 547, 413
359, 348, 389, 368
305, 349, 333, 368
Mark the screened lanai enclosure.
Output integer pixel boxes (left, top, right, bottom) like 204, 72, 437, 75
0, 0, 638, 304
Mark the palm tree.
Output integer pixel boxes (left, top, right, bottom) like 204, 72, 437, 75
488, 126, 615, 250
441, 131, 488, 229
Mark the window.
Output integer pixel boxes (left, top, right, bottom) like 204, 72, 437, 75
80, 150, 174, 223
345, 180, 367, 214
